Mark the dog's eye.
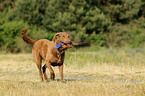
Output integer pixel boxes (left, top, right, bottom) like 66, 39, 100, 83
62, 36, 65, 37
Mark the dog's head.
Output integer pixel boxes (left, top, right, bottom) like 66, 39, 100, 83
52, 32, 72, 45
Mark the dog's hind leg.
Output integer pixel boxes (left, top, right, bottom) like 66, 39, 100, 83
36, 58, 43, 81
35, 59, 43, 81
41, 64, 48, 81
32, 51, 43, 81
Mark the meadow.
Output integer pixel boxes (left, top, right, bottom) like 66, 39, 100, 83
0, 47, 145, 96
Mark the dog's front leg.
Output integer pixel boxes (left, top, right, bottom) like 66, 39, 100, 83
45, 61, 55, 80
59, 64, 66, 83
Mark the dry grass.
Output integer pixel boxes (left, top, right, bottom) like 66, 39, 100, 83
0, 48, 145, 96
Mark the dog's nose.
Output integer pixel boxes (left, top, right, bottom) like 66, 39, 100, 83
67, 40, 72, 44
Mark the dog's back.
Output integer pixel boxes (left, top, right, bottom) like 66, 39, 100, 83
32, 39, 55, 60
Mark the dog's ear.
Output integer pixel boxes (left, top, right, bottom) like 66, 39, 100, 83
52, 33, 60, 41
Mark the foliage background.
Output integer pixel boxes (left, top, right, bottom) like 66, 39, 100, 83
0, 0, 145, 52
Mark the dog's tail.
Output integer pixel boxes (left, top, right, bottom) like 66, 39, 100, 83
21, 29, 35, 45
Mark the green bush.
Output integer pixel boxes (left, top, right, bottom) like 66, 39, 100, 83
0, 21, 52, 52
105, 24, 130, 48
89, 32, 106, 46
0, 10, 52, 52
0, 0, 15, 11
105, 23, 145, 48
0, 0, 145, 52
12, 0, 112, 43
103, 0, 142, 23
128, 28, 145, 47
0, 20, 29, 52
12, 0, 49, 26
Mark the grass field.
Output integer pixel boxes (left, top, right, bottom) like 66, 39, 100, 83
0, 48, 145, 96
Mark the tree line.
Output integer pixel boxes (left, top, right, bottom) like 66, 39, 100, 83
0, 0, 145, 52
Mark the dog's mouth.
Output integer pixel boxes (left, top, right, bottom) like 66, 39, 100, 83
60, 41, 73, 50
64, 40, 72, 45
66, 42, 73, 48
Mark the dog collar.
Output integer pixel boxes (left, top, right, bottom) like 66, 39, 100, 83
54, 42, 66, 50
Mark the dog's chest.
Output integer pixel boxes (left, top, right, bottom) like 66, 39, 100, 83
51, 62, 63, 67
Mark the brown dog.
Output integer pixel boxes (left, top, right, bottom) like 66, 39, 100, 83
21, 29, 72, 83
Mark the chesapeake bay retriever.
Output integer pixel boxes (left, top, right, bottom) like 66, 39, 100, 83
21, 29, 72, 83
